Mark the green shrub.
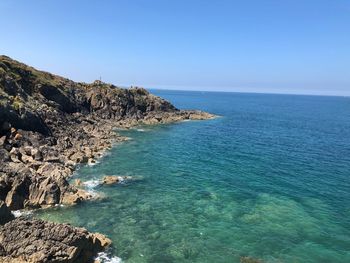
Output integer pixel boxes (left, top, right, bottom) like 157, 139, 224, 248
12, 96, 23, 111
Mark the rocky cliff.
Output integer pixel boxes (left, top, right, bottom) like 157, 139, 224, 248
0, 55, 207, 135
0, 55, 214, 262
0, 55, 214, 210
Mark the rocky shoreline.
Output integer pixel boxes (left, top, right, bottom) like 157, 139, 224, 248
0, 55, 215, 262
0, 217, 112, 263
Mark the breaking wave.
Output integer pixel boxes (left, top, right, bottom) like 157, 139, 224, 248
95, 252, 122, 263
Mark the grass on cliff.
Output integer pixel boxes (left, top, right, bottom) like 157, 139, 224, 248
0, 55, 67, 90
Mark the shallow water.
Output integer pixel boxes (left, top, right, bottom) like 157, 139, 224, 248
36, 91, 350, 262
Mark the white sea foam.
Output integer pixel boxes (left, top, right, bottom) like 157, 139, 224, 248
12, 210, 33, 218
88, 160, 100, 166
83, 179, 101, 189
136, 128, 146, 132
95, 252, 122, 263
81, 179, 102, 199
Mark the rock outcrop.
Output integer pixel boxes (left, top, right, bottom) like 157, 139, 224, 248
0, 218, 111, 263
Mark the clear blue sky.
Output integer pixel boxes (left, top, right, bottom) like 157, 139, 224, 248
1, 0, 349, 95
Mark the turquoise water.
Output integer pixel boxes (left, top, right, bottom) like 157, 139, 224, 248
37, 91, 350, 262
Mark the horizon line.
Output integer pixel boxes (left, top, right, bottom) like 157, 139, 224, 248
143, 86, 350, 98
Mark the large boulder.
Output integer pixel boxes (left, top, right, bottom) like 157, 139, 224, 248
28, 176, 62, 207
0, 218, 111, 263
5, 174, 31, 210
3, 171, 73, 209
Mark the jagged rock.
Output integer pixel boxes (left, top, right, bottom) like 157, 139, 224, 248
0, 200, 14, 225
36, 162, 56, 176
33, 148, 43, 161
40, 146, 60, 163
59, 136, 73, 149
83, 147, 93, 158
102, 175, 121, 185
5, 175, 31, 210
20, 153, 34, 164
9, 147, 21, 163
61, 188, 93, 205
27, 160, 42, 171
91, 233, 112, 248
69, 152, 89, 164
28, 177, 61, 207
0, 218, 111, 263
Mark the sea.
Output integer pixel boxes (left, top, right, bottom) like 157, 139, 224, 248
36, 90, 350, 263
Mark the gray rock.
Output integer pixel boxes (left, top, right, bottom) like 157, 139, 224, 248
0, 218, 111, 263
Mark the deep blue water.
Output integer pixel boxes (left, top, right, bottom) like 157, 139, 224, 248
37, 91, 350, 262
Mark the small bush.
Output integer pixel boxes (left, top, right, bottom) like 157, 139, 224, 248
12, 96, 23, 111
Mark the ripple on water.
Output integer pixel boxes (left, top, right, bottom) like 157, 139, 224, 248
35, 93, 350, 263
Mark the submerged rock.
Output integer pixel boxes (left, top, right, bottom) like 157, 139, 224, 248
240, 256, 263, 263
102, 175, 132, 185
0, 218, 111, 263
102, 175, 122, 185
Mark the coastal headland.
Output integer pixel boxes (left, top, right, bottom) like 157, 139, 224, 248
0, 55, 215, 262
